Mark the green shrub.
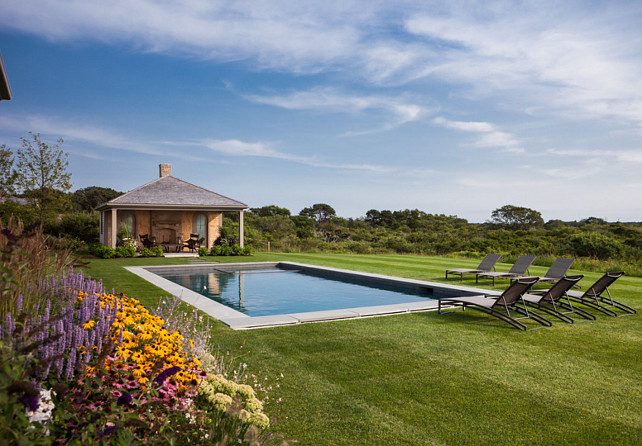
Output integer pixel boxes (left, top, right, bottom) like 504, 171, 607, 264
88, 243, 116, 259
43, 212, 99, 243
138, 246, 164, 257
198, 247, 209, 256
115, 245, 136, 258
139, 248, 153, 257
569, 232, 624, 260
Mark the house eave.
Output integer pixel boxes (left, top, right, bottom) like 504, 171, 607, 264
0, 51, 12, 101
95, 203, 249, 212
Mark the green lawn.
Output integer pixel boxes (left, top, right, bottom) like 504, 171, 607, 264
81, 253, 642, 445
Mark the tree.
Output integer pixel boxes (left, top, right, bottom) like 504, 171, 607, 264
290, 215, 315, 239
365, 209, 382, 227
14, 133, 72, 221
72, 186, 122, 212
249, 205, 291, 217
0, 145, 17, 196
489, 205, 544, 229
300, 203, 336, 223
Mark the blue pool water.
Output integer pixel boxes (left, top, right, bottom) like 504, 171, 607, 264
157, 266, 441, 317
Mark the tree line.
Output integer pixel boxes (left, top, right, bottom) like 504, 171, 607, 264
224, 203, 642, 267
2, 133, 641, 273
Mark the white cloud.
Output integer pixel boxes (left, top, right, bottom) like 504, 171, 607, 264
246, 87, 428, 134
3, 1, 642, 128
0, 113, 407, 173
0, 114, 167, 156
433, 117, 523, 153
405, 3, 642, 126
191, 138, 397, 173
547, 148, 642, 164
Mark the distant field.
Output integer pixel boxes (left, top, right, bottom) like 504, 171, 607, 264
82, 253, 642, 445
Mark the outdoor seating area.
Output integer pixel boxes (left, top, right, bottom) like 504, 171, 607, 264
475, 255, 536, 286
445, 253, 502, 281
438, 277, 552, 331
565, 272, 637, 316
97, 163, 248, 252
439, 268, 636, 330
446, 255, 575, 287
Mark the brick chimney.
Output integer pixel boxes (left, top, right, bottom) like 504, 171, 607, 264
159, 163, 172, 177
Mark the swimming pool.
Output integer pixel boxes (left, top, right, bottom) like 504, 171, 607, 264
154, 266, 449, 317
126, 262, 487, 329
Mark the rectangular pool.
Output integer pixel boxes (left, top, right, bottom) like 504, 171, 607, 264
155, 266, 452, 317
126, 262, 487, 329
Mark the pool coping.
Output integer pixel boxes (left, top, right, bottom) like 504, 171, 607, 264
125, 261, 499, 330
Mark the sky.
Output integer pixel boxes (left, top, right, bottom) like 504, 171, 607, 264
1, 0, 641, 223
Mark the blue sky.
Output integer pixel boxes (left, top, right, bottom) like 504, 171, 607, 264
1, 0, 641, 222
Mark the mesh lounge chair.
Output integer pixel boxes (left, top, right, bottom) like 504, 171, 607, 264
513, 258, 574, 284
438, 277, 551, 330
565, 272, 636, 317
445, 253, 502, 281
522, 275, 594, 323
476, 255, 537, 286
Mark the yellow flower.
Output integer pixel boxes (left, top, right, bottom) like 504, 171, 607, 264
82, 320, 96, 330
112, 320, 126, 329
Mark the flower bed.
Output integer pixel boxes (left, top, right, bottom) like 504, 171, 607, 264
0, 270, 286, 445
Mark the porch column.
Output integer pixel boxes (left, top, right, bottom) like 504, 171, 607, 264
239, 210, 244, 248
99, 211, 105, 245
111, 208, 118, 248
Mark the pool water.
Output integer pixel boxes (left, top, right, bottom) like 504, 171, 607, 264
157, 266, 440, 317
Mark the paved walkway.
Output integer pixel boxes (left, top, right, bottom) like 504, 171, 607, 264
163, 252, 199, 258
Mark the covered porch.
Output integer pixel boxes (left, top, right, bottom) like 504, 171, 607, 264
96, 164, 248, 250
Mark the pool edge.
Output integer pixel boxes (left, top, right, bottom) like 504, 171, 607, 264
125, 262, 497, 330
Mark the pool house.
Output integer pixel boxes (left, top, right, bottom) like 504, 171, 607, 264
96, 163, 248, 250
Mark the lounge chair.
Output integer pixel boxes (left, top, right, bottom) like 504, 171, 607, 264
438, 277, 551, 330
445, 253, 502, 281
522, 275, 595, 323
476, 255, 537, 286
565, 272, 636, 317
513, 258, 574, 284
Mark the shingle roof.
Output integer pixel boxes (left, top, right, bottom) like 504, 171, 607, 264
0, 51, 11, 101
97, 175, 248, 209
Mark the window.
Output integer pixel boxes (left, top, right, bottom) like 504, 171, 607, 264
194, 214, 207, 240
118, 211, 136, 237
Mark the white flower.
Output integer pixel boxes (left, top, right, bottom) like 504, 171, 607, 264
26, 389, 56, 434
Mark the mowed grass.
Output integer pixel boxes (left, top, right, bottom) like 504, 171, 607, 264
82, 253, 642, 445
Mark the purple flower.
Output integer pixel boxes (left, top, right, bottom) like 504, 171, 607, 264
117, 392, 133, 407
154, 366, 181, 385
101, 424, 118, 437
20, 393, 39, 412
